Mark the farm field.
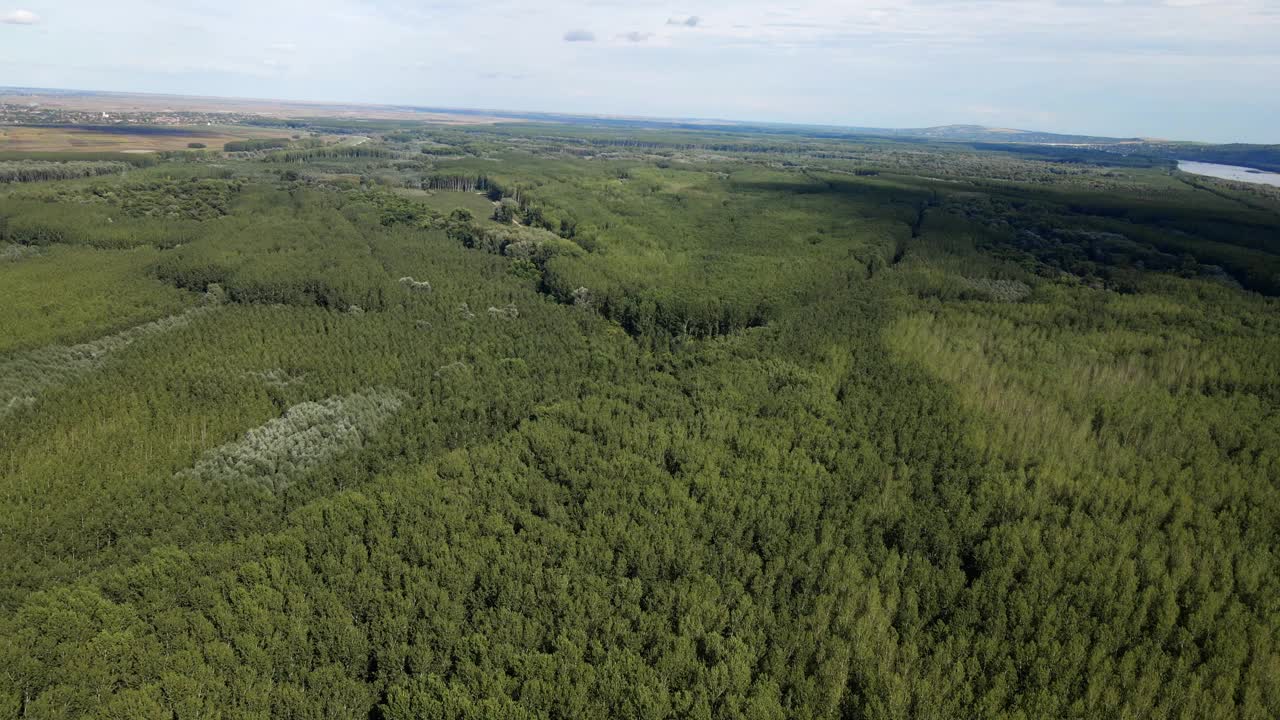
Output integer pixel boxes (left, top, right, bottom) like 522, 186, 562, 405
0, 88, 505, 124
0, 124, 296, 153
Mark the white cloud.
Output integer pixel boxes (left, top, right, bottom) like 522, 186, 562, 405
0, 0, 1275, 141
2, 9, 39, 24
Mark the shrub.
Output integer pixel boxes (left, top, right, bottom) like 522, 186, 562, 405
178, 389, 406, 492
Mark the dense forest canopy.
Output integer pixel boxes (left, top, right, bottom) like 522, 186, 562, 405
0, 118, 1278, 719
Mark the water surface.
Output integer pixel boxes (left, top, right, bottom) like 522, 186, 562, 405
1178, 160, 1280, 188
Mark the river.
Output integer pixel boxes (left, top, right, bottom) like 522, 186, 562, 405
1178, 160, 1280, 188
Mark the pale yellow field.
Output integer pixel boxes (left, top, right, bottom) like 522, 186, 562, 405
0, 125, 292, 153
0, 91, 503, 125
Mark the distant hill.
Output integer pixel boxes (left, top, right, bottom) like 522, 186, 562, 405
839, 124, 1144, 145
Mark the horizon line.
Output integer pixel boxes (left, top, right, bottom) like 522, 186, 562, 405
0, 84, 1258, 147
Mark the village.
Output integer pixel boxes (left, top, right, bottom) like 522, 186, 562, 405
0, 102, 253, 127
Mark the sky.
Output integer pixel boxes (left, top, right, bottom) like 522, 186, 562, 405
2, 1, 1278, 143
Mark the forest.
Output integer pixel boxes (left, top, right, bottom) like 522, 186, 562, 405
0, 118, 1278, 719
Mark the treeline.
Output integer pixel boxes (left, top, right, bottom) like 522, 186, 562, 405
420, 173, 495, 193
223, 138, 292, 153
263, 146, 394, 163
0, 151, 156, 165
550, 276, 772, 338
0, 160, 131, 183
490, 125, 812, 155
970, 142, 1172, 168
242, 118, 309, 129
